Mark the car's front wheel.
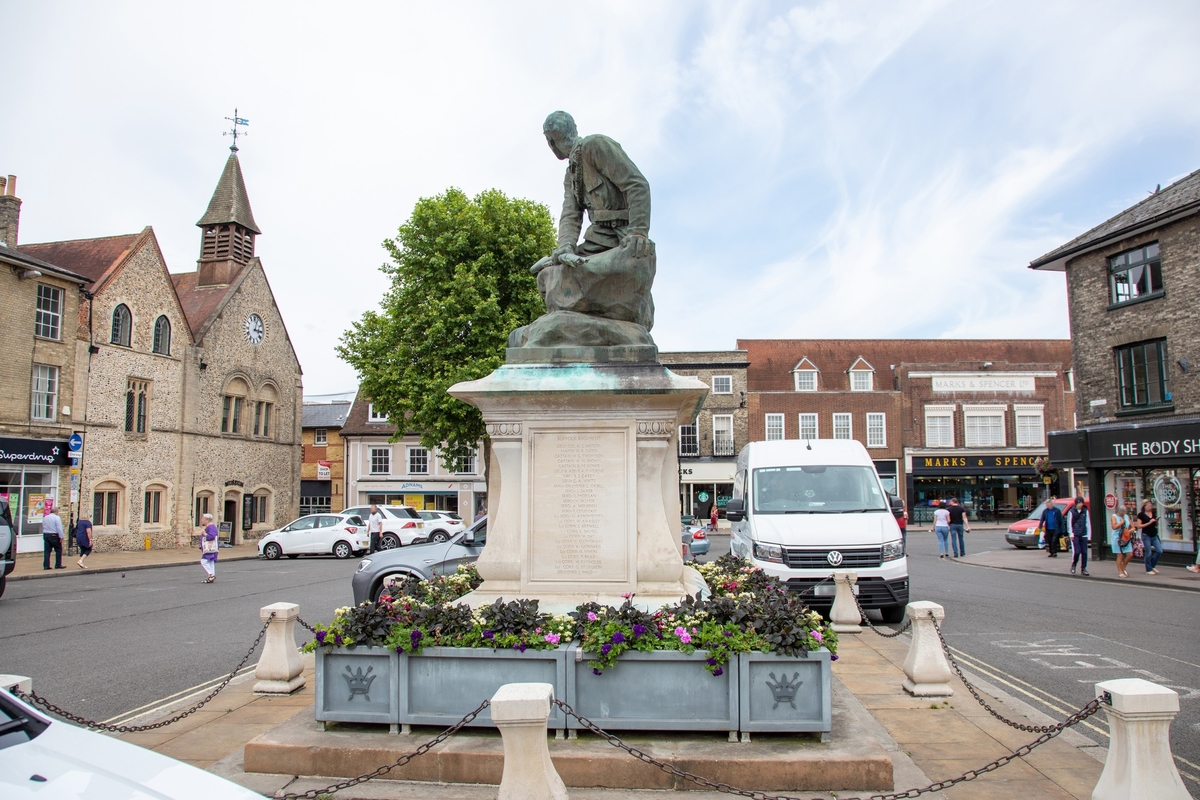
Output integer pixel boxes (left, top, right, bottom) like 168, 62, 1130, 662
380, 534, 400, 550
879, 604, 906, 624
431, 530, 450, 543
263, 542, 282, 560
333, 541, 353, 559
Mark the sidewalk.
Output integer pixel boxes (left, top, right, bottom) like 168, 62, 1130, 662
10, 542, 263, 580
956, 546, 1200, 592
108, 628, 1108, 798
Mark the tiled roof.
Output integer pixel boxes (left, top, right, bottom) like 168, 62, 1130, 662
0, 243, 90, 283
196, 154, 261, 234
1031, 167, 1200, 270
339, 393, 400, 437
738, 339, 1072, 392
19, 231, 143, 291
302, 402, 351, 428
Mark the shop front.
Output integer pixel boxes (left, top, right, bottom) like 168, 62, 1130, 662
679, 459, 735, 523
300, 479, 332, 516
1049, 418, 1200, 564
0, 436, 70, 553
905, 450, 1068, 525
357, 480, 485, 517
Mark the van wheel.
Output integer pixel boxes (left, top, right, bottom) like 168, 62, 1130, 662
879, 604, 906, 624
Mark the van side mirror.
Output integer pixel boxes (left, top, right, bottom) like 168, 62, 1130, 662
725, 498, 745, 522
889, 495, 905, 519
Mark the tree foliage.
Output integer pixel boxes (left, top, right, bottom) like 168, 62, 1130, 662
338, 187, 554, 468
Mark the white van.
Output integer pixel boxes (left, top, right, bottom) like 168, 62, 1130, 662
725, 439, 909, 622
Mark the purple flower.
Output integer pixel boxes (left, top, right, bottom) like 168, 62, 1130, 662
713, 667, 724, 677
632, 624, 646, 638
831, 654, 839, 661
601, 643, 613, 656
395, 644, 404, 654
706, 657, 717, 666
593, 668, 603, 675
334, 634, 343, 646
722, 631, 733, 637
483, 630, 494, 639
612, 631, 626, 644
587, 611, 598, 622
516, 643, 527, 653
315, 630, 327, 644
410, 630, 423, 644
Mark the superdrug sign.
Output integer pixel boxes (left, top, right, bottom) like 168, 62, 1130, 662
0, 436, 71, 466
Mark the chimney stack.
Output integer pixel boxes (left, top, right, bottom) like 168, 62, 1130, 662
0, 174, 21, 247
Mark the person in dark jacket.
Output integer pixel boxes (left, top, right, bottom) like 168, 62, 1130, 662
74, 516, 93, 569
1067, 497, 1090, 576
1039, 496, 1065, 557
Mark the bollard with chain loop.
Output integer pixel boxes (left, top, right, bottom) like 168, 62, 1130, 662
11, 613, 275, 733
279, 699, 490, 800
552, 695, 1103, 800
852, 593, 912, 638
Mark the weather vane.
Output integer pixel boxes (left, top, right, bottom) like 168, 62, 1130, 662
224, 108, 249, 153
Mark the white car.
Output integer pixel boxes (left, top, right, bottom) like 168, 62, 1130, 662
0, 681, 262, 799
417, 510, 465, 543
341, 505, 426, 548
258, 513, 369, 560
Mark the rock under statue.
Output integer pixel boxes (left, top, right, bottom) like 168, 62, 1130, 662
508, 110, 656, 353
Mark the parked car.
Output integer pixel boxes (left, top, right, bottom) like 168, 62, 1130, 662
258, 513, 368, 560
682, 522, 710, 558
341, 505, 425, 548
352, 517, 487, 604
0, 681, 262, 798
0, 501, 15, 600
417, 510, 466, 542
1005, 498, 1081, 549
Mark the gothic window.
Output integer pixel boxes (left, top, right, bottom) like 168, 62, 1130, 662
125, 379, 149, 434
111, 304, 132, 347
153, 315, 171, 355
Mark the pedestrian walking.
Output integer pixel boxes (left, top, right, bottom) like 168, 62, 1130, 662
709, 504, 719, 532
200, 513, 219, 583
946, 497, 969, 558
74, 516, 93, 569
897, 498, 908, 547
1067, 496, 1090, 576
41, 503, 65, 570
1039, 495, 1064, 558
367, 504, 384, 554
931, 501, 951, 559
1110, 501, 1135, 578
1136, 499, 1163, 575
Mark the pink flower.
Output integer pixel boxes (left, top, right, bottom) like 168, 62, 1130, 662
587, 611, 598, 622
621, 592, 634, 599
544, 633, 561, 645
811, 630, 823, 643
674, 626, 692, 644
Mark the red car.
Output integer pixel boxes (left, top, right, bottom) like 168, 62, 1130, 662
1005, 498, 1086, 548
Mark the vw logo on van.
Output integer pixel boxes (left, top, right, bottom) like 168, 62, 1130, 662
827, 550, 844, 566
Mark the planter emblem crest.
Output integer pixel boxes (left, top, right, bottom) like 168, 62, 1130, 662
765, 671, 802, 709
342, 665, 377, 701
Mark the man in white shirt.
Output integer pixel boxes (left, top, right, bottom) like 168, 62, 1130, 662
367, 504, 384, 554
41, 503, 66, 570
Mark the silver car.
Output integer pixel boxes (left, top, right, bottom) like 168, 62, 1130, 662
352, 517, 486, 604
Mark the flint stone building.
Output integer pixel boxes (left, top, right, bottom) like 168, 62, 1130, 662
1033, 167, 1200, 563
10, 154, 302, 551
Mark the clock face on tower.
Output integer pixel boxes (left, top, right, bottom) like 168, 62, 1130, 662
244, 314, 265, 345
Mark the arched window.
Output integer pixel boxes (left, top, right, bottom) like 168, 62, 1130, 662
153, 315, 171, 355
111, 304, 132, 346
221, 377, 250, 434
92, 479, 126, 527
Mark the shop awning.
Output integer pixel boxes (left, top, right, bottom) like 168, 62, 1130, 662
1049, 417, 1200, 470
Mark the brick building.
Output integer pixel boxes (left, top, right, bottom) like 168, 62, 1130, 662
1032, 168, 1200, 564
339, 393, 485, 518
659, 350, 748, 520
300, 397, 351, 515
739, 339, 1074, 523
0, 174, 90, 552
11, 152, 303, 551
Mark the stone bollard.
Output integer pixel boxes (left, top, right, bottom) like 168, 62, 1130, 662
1092, 679, 1190, 800
901, 601, 953, 697
0, 675, 32, 694
253, 603, 306, 694
829, 571, 861, 633
492, 683, 569, 800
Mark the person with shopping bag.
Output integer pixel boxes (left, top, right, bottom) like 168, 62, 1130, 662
1067, 496, 1090, 576
1039, 496, 1064, 558
1110, 500, 1135, 578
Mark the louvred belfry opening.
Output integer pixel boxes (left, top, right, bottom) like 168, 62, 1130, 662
196, 154, 261, 286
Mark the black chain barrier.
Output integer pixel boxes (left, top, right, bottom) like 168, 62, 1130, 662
279, 699, 490, 800
851, 592, 912, 638
12, 612, 276, 733
552, 695, 1103, 800
296, 616, 318, 636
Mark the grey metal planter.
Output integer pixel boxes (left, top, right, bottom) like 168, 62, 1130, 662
314, 646, 399, 725
737, 649, 831, 733
399, 646, 568, 729
565, 644, 739, 733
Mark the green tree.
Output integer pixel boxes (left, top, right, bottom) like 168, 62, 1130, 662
338, 187, 554, 471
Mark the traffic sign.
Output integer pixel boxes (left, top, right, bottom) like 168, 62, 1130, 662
68, 433, 83, 451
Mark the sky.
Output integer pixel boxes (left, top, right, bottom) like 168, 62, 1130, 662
4, 1, 1200, 395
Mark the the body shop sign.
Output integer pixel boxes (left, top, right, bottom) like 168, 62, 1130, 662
1056, 419, 1200, 467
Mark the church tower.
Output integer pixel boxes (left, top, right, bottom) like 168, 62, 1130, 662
196, 153, 261, 286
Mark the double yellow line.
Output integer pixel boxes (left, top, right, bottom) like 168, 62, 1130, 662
101, 666, 256, 728
949, 646, 1200, 786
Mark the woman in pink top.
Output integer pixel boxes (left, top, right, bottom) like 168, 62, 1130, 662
200, 513, 219, 584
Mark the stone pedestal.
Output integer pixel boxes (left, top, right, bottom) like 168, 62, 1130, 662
254, 602, 306, 694
1093, 679, 1190, 800
901, 601, 953, 697
829, 571, 861, 634
492, 683, 570, 800
449, 362, 708, 612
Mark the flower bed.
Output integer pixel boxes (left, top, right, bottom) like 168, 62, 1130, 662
307, 556, 836, 732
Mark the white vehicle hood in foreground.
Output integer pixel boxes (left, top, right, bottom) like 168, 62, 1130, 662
747, 511, 899, 548
0, 714, 261, 799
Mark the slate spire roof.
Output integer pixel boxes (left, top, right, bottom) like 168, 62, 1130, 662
196, 154, 261, 234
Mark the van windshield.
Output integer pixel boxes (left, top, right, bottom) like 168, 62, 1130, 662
752, 465, 888, 514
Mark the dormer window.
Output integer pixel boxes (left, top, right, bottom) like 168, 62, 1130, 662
368, 403, 388, 423
848, 357, 874, 391
792, 358, 819, 392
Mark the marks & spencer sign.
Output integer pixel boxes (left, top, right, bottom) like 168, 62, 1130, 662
913, 454, 1039, 474
932, 374, 1035, 392
0, 437, 71, 466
